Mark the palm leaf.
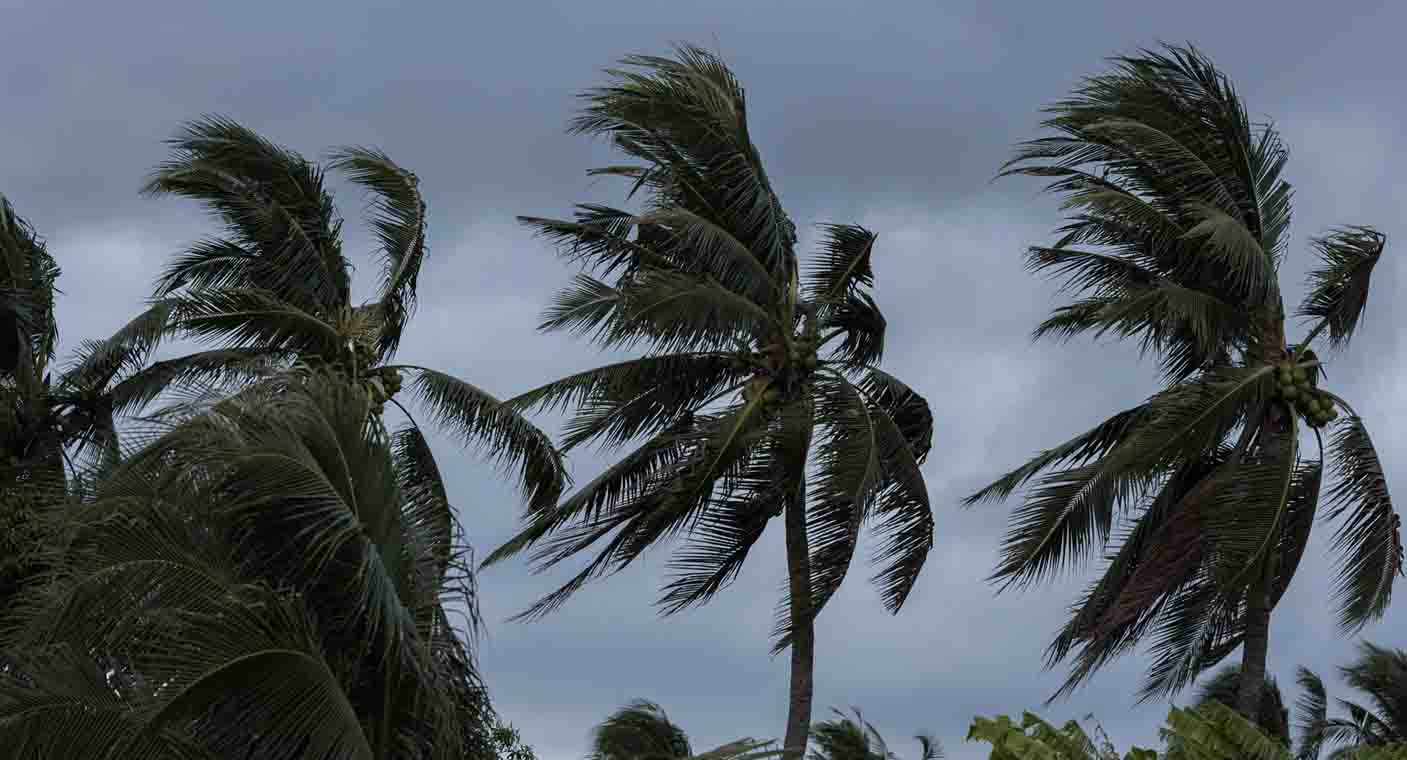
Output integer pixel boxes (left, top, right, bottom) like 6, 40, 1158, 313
396, 366, 567, 513
1296, 667, 1330, 760
1298, 228, 1387, 350
1323, 416, 1403, 630
806, 224, 876, 300
329, 146, 429, 357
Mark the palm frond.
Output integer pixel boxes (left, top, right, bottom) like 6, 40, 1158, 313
1298, 228, 1387, 350
167, 288, 343, 355
144, 115, 349, 314
820, 292, 886, 369
1323, 416, 1403, 630
570, 44, 797, 280
856, 368, 933, 463
806, 224, 876, 300
965, 403, 1149, 506
329, 146, 428, 357
509, 400, 770, 622
396, 366, 567, 513
1295, 667, 1330, 760
658, 400, 808, 614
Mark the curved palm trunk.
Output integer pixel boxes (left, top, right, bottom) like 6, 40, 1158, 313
1236, 565, 1274, 716
783, 489, 814, 760
1235, 306, 1287, 718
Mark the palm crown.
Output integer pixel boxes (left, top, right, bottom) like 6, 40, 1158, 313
125, 117, 567, 513
483, 45, 935, 754
967, 44, 1402, 705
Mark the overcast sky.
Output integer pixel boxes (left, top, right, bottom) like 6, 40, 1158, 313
5, 1, 1407, 757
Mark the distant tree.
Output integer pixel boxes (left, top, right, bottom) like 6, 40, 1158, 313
1297, 642, 1407, 759
590, 700, 693, 760
809, 707, 942, 760
1195, 664, 1291, 746
588, 699, 783, 760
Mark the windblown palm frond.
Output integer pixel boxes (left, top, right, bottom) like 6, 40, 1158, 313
1298, 229, 1387, 351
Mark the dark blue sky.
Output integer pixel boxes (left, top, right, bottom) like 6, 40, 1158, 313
5, 1, 1405, 757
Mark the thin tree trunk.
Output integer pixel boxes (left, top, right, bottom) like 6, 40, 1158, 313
782, 488, 814, 760
1236, 572, 1273, 717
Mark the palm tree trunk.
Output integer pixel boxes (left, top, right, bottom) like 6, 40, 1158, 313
782, 489, 814, 760
1236, 573, 1273, 716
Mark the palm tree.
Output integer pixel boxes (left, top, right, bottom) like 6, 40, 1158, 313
1, 194, 171, 626
482, 45, 936, 757
125, 116, 566, 514
1195, 664, 1290, 746
809, 707, 943, 760
588, 699, 783, 760
0, 370, 498, 759
1297, 642, 1407, 759
967, 43, 1402, 715
589, 700, 693, 760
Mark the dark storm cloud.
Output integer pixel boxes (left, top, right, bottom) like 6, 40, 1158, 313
6, 1, 1407, 758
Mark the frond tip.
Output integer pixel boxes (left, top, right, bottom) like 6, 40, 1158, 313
1298, 227, 1387, 350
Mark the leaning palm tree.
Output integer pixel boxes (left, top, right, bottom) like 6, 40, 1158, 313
809, 707, 943, 760
967, 43, 1401, 715
124, 116, 566, 514
1297, 642, 1407, 759
0, 370, 497, 759
483, 45, 936, 757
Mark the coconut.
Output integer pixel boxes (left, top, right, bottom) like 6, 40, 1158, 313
1292, 366, 1307, 382
762, 388, 780, 403
1282, 387, 1299, 400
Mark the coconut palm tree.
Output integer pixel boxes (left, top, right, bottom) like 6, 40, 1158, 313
124, 116, 566, 515
809, 707, 943, 760
967, 43, 1401, 716
482, 46, 936, 757
1296, 642, 1407, 759
967, 711, 1154, 760
0, 369, 498, 759
1, 194, 173, 626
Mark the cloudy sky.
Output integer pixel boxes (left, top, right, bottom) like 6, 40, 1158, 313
6, 0, 1407, 757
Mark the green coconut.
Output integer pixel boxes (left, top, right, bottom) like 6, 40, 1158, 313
1282, 386, 1300, 400
762, 388, 780, 404
1292, 366, 1307, 382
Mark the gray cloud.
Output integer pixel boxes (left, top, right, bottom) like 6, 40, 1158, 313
7, 1, 1407, 758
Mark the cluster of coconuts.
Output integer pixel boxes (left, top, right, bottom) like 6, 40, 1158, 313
1272, 360, 1338, 429
367, 366, 403, 417
741, 376, 780, 405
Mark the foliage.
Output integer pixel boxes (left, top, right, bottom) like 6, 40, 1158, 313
0, 372, 495, 759
1297, 642, 1407, 759
1193, 664, 1291, 745
970, 41, 1401, 704
810, 707, 943, 760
